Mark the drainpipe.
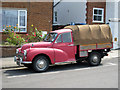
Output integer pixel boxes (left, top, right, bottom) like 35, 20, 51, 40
53, 0, 62, 8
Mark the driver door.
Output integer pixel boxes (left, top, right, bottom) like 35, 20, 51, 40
53, 32, 75, 63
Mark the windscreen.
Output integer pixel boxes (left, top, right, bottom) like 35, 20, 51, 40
44, 33, 58, 42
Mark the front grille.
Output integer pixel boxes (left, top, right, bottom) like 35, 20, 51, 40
16, 52, 24, 60
18, 55, 23, 59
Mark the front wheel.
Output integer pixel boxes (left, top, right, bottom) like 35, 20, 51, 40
33, 56, 49, 72
87, 52, 101, 66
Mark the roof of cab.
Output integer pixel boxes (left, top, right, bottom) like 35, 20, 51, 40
51, 29, 72, 34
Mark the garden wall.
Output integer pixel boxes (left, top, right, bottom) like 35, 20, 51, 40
0, 46, 20, 57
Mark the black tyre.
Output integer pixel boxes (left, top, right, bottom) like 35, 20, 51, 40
87, 52, 101, 66
24, 64, 32, 69
76, 60, 82, 64
33, 56, 49, 72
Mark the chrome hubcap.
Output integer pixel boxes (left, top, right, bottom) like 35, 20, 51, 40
37, 59, 46, 70
92, 56, 98, 63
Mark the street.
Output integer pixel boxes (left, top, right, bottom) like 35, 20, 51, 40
2, 57, 118, 88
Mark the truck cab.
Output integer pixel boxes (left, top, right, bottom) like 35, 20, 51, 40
15, 29, 77, 72
49, 29, 75, 63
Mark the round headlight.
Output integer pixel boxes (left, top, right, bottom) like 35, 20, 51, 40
16, 49, 19, 54
24, 50, 27, 56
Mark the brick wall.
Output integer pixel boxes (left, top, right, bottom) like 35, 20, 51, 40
0, 46, 20, 57
1, 2, 53, 42
86, 2, 106, 25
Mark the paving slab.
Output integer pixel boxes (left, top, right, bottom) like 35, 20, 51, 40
1, 57, 23, 69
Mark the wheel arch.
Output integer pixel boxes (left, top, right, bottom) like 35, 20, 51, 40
89, 49, 104, 57
32, 53, 52, 65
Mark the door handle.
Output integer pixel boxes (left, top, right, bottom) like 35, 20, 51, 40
68, 44, 74, 46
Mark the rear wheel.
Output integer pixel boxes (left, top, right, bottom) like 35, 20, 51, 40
33, 56, 49, 72
76, 60, 82, 64
87, 52, 101, 66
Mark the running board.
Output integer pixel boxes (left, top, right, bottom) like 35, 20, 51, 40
54, 61, 76, 65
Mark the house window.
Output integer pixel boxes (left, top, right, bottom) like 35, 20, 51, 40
54, 11, 57, 23
93, 8, 104, 23
2, 9, 27, 32
18, 10, 27, 32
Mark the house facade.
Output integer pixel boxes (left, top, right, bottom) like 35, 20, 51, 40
53, 0, 120, 49
53, 0, 106, 25
53, 1, 87, 25
1, 1, 53, 43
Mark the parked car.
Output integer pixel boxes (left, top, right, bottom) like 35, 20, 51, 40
14, 24, 113, 72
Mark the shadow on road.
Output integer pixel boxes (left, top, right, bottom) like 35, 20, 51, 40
3, 62, 103, 76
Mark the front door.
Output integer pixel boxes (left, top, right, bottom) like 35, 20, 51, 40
53, 32, 75, 63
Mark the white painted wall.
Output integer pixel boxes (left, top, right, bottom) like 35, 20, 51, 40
54, 0, 87, 25
106, 2, 115, 23
106, 1, 120, 49
118, 1, 120, 49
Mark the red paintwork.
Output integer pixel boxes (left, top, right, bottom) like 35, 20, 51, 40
26, 48, 55, 64
17, 29, 76, 64
51, 29, 72, 34
53, 32, 75, 62
16, 29, 112, 64
21, 42, 52, 51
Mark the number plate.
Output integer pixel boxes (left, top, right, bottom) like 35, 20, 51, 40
16, 57, 22, 66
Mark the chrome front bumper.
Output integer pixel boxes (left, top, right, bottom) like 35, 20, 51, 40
14, 56, 32, 66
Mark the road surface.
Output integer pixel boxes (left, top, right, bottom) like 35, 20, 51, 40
2, 57, 118, 88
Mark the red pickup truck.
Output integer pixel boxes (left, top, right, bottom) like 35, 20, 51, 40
14, 24, 113, 72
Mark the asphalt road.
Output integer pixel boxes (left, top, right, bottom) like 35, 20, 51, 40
2, 57, 118, 88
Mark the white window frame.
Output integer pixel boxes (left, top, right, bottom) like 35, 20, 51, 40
18, 10, 27, 32
93, 8, 104, 23
1, 8, 27, 32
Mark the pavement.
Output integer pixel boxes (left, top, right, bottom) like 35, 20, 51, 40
1, 57, 24, 69
0, 49, 120, 69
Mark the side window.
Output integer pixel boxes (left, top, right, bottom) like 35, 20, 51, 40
56, 34, 62, 43
62, 32, 72, 43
